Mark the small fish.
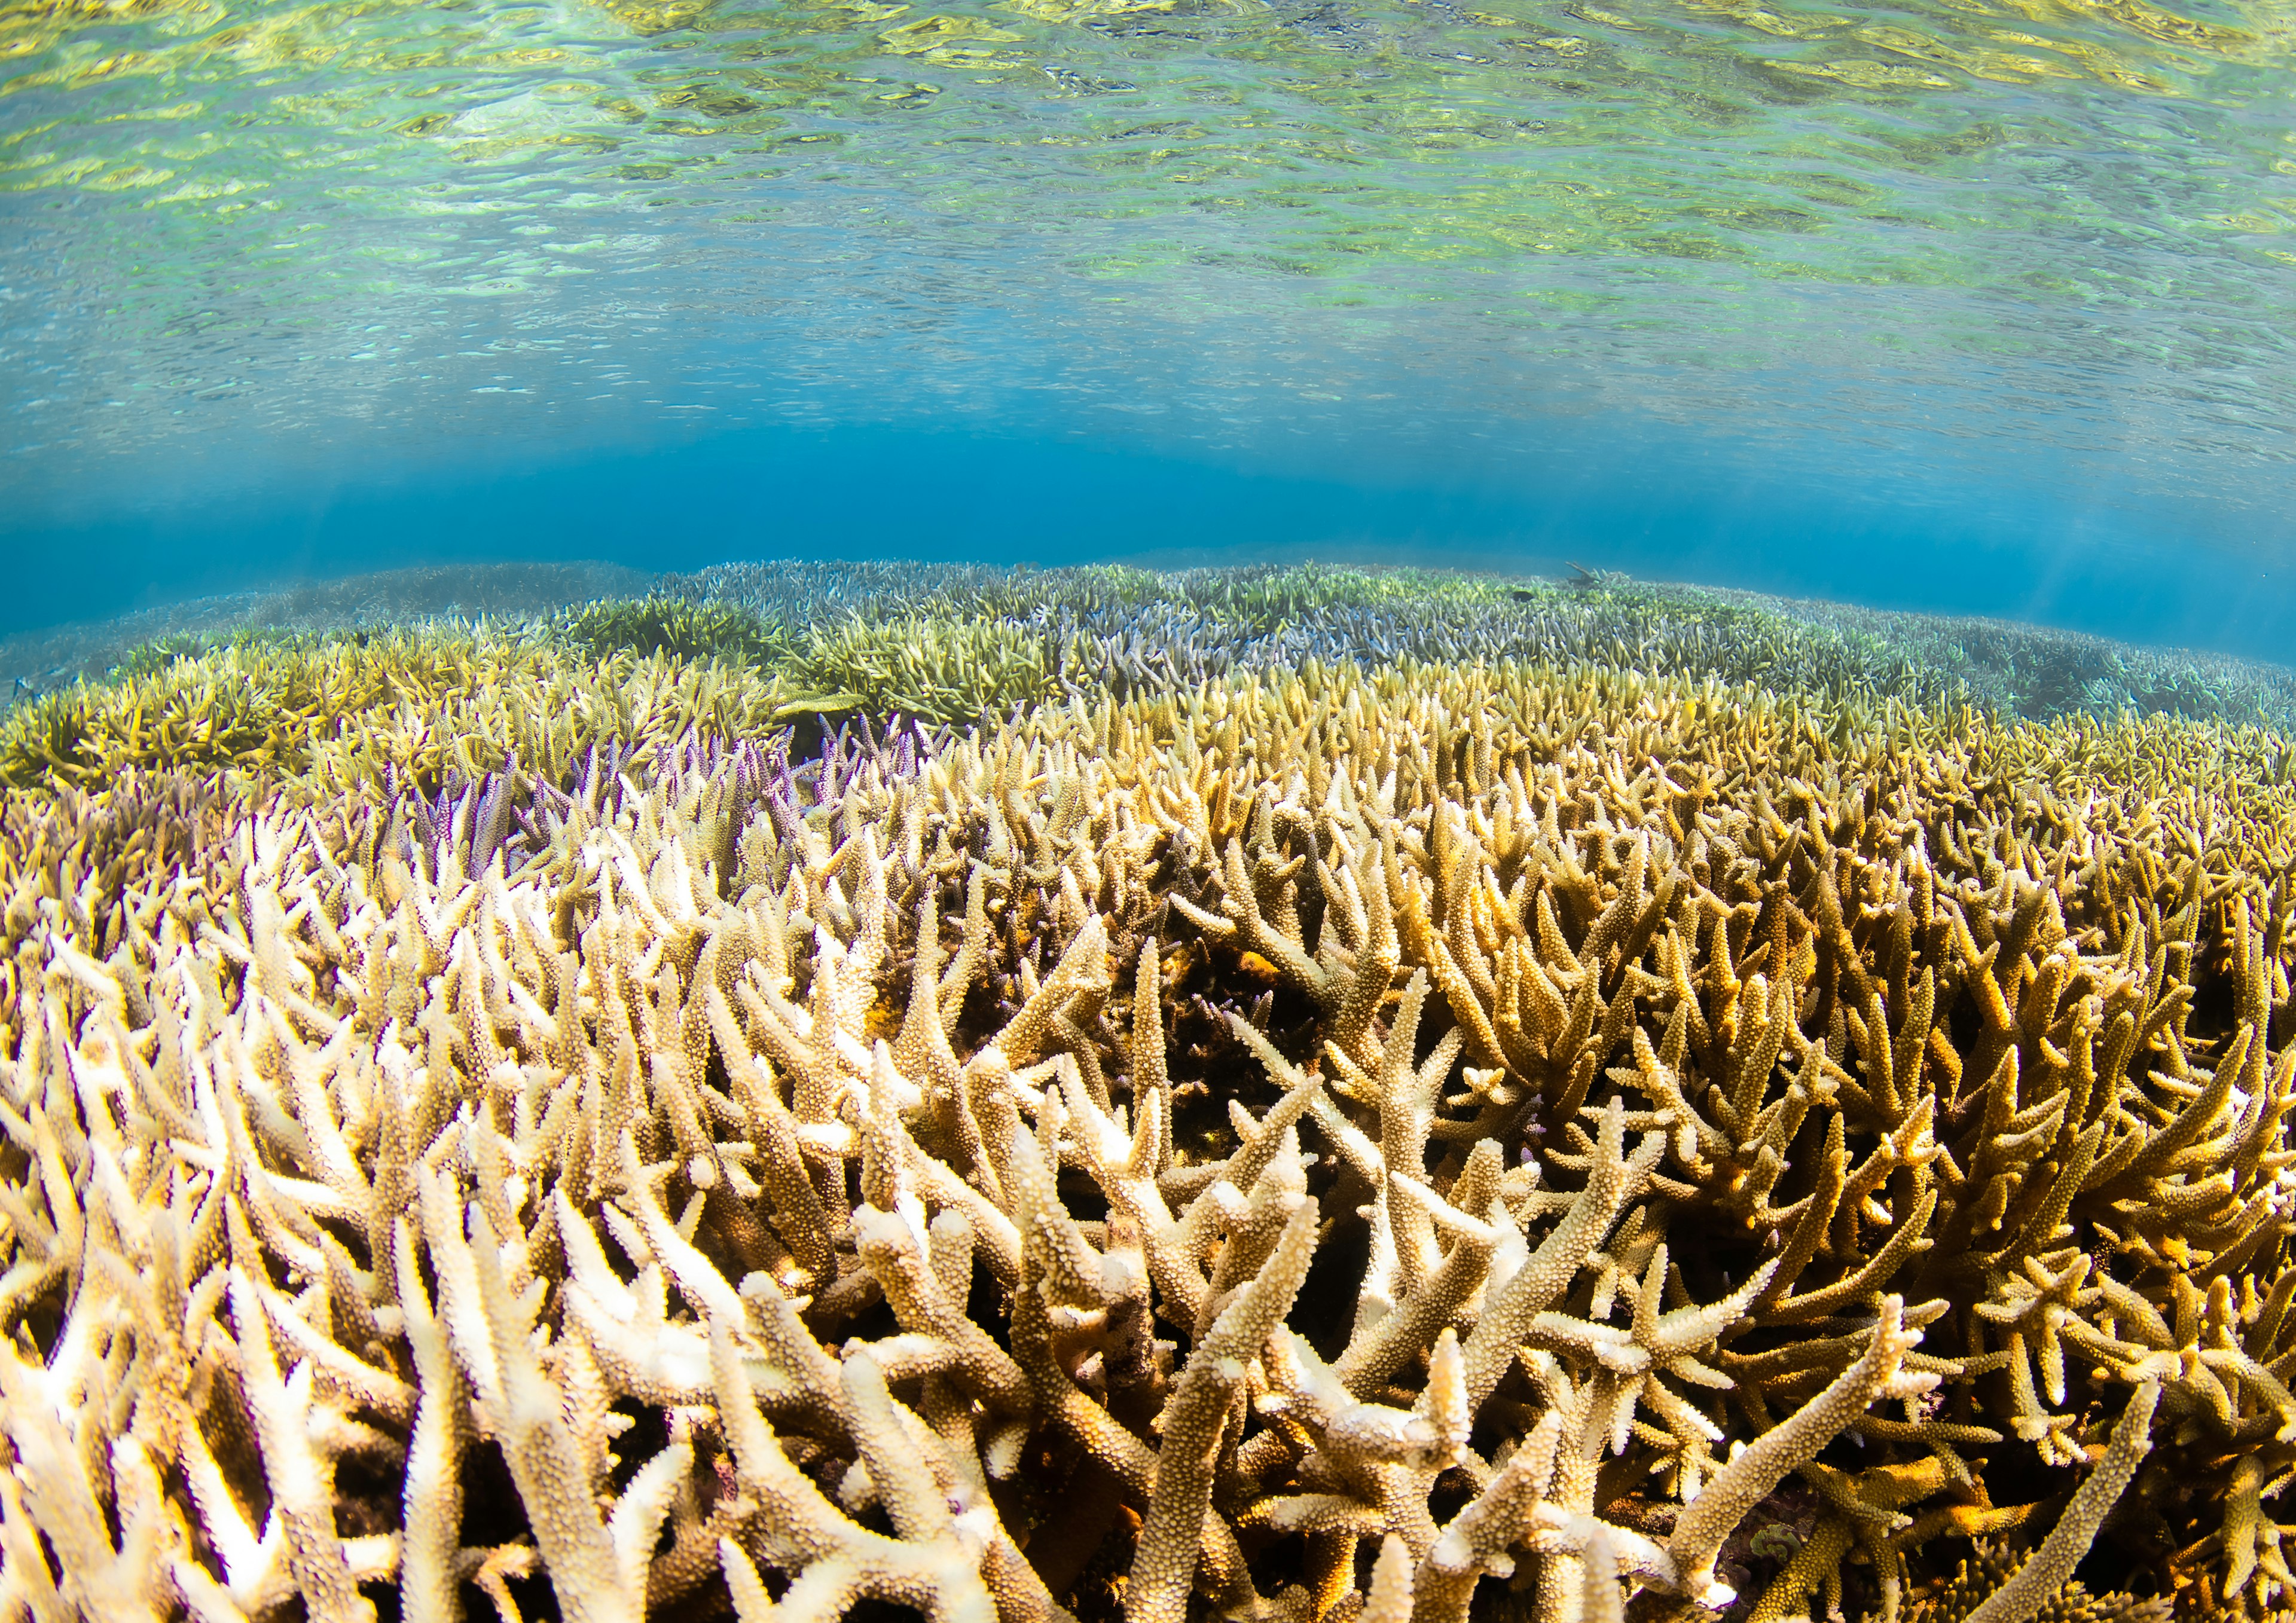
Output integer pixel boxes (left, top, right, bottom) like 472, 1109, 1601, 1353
773, 692, 866, 719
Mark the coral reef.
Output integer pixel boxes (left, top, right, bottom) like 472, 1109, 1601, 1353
787, 615, 1056, 725
0, 629, 798, 794
651, 560, 2296, 730
4, 650, 2294, 1623
557, 598, 797, 672
1, 564, 652, 710
16, 560, 2296, 743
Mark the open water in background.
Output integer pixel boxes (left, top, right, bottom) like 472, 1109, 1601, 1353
1, 0, 2292, 656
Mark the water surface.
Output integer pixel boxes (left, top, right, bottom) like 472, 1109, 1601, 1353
3, 0, 2292, 639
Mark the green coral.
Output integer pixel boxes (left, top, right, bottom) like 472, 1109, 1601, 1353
0, 626, 795, 796
554, 592, 1068, 725
790, 613, 1055, 724
1174, 561, 1521, 632
555, 593, 794, 666
0, 595, 1070, 791
1, 650, 301, 787
102, 630, 240, 681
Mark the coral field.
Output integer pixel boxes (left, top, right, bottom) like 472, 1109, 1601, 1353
2, 615, 2295, 1623
12, 561, 2296, 742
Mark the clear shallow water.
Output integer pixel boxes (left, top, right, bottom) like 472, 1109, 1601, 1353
1, 0, 2292, 646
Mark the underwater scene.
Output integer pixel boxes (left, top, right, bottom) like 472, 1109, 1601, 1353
5, 0, 2296, 1612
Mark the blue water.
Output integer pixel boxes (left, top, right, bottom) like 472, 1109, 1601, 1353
4, 0, 2294, 656
7, 421, 2290, 661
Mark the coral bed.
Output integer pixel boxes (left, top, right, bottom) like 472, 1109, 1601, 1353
3, 592, 2295, 1623
11, 560, 2295, 742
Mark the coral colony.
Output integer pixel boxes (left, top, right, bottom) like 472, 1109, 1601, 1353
3, 563, 2294, 1623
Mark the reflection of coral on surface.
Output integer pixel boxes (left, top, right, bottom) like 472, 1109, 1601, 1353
0, 659, 2289, 1623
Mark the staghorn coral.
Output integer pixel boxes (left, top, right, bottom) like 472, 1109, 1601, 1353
1908, 1536, 2170, 1623
22, 558, 2296, 747
0, 564, 652, 713
0, 627, 804, 799
788, 615, 1057, 726
2, 655, 2294, 1623
557, 597, 798, 671
650, 560, 2296, 731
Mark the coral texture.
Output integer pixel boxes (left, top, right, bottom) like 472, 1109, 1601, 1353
15, 561, 2296, 751
1, 655, 2291, 1623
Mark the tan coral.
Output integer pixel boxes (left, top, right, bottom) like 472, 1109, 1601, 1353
7, 658, 2295, 1623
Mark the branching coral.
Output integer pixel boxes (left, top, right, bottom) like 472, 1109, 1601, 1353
557, 597, 796, 670
0, 626, 804, 796
652, 560, 2296, 731
789, 615, 1056, 726
2, 654, 2292, 1623
20, 561, 2296, 797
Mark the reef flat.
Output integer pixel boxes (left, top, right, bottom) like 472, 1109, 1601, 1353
2, 563, 2294, 1623
8, 561, 2295, 741
0, 564, 655, 712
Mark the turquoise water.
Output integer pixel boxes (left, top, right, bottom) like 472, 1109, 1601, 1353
2, 0, 2292, 649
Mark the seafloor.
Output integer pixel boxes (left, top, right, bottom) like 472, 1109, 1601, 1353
1, 559, 2289, 1623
